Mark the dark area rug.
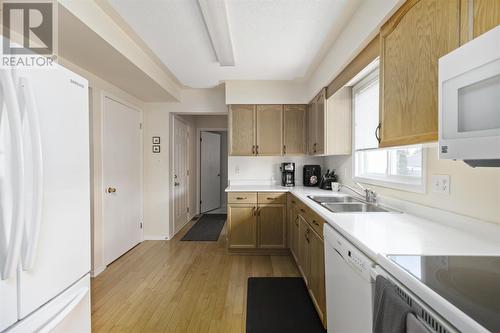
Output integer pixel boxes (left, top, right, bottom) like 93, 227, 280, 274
246, 277, 326, 333
181, 214, 226, 241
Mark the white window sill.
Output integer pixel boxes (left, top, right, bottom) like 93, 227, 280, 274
353, 176, 426, 194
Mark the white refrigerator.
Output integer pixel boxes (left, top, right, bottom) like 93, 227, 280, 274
0, 63, 91, 332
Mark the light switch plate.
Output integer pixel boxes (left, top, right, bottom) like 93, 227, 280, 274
432, 175, 450, 195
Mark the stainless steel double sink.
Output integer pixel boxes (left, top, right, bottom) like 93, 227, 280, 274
308, 195, 401, 213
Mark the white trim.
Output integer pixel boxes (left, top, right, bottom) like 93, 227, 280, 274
91, 265, 106, 278
170, 115, 190, 238
353, 147, 427, 194
197, 128, 228, 215
143, 235, 169, 241
100, 92, 144, 265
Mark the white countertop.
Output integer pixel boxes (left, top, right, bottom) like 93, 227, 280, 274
226, 184, 500, 260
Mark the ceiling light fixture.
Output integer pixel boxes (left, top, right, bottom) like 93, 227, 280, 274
198, 0, 235, 66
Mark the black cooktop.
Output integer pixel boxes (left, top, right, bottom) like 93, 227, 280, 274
388, 255, 500, 332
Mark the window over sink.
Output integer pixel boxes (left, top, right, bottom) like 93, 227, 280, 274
352, 65, 426, 193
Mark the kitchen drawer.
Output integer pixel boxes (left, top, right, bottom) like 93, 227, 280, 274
228, 192, 257, 204
258, 192, 286, 204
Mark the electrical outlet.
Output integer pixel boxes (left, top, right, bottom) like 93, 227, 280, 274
432, 175, 450, 195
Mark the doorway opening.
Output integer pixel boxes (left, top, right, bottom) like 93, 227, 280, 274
200, 130, 228, 214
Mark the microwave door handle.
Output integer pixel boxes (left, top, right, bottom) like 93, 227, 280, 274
20, 77, 43, 271
0, 69, 25, 280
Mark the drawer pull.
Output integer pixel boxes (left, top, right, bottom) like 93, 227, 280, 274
300, 208, 306, 213
252, 207, 256, 216
266, 197, 274, 200
313, 220, 320, 226
236, 197, 247, 200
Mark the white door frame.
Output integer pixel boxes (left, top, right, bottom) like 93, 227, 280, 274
99, 92, 143, 268
169, 115, 190, 238
196, 128, 227, 215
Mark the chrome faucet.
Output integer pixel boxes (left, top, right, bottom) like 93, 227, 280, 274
339, 182, 377, 204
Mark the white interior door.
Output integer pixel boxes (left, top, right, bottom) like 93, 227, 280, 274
173, 117, 189, 232
200, 132, 221, 213
103, 97, 142, 265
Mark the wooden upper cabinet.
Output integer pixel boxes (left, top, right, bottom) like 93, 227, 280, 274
229, 105, 255, 155
325, 86, 352, 155
308, 89, 326, 155
283, 105, 307, 155
472, 0, 500, 38
256, 105, 283, 155
315, 91, 325, 155
308, 102, 317, 154
379, 0, 460, 147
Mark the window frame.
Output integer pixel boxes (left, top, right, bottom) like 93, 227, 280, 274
351, 68, 427, 194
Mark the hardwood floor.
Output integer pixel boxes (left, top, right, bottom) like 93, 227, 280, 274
91, 220, 300, 332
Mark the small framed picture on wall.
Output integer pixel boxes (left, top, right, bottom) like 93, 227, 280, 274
152, 145, 160, 153
152, 136, 160, 144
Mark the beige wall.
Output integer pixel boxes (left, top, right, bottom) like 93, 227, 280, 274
325, 146, 500, 225
143, 87, 227, 239
59, 58, 145, 275
225, 80, 309, 104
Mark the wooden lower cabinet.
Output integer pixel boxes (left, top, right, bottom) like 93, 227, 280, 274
227, 205, 257, 250
290, 195, 327, 329
290, 206, 300, 261
227, 192, 287, 254
309, 229, 327, 325
258, 204, 286, 249
298, 216, 311, 283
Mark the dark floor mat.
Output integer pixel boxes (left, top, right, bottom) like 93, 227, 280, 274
246, 277, 326, 333
180, 214, 226, 241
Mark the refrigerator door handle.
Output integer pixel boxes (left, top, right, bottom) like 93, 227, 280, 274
0, 69, 25, 280
19, 77, 44, 271
37, 286, 89, 333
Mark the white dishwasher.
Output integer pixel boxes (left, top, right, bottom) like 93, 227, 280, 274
324, 224, 375, 333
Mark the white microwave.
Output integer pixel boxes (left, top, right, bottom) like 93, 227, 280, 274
439, 26, 500, 167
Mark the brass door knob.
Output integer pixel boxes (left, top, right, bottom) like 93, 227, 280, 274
107, 187, 117, 193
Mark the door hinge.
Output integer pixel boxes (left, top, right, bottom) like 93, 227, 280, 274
200, 137, 202, 142
200, 200, 202, 204
140, 222, 143, 229
187, 207, 189, 213
187, 170, 190, 176
139, 123, 143, 130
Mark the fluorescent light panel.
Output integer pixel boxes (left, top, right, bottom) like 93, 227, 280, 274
198, 0, 235, 66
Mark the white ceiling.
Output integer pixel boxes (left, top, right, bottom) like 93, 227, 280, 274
109, 0, 362, 88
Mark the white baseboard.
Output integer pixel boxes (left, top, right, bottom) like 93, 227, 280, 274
91, 265, 106, 277
143, 235, 169, 240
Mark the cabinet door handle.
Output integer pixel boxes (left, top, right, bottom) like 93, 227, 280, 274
300, 208, 306, 213
252, 145, 255, 155
313, 220, 319, 226
256, 145, 259, 155
283, 145, 286, 155
375, 123, 381, 143
252, 207, 256, 216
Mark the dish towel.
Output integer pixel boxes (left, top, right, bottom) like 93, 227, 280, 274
373, 275, 413, 333
406, 313, 432, 333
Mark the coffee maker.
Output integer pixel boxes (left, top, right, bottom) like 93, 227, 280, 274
280, 162, 295, 187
